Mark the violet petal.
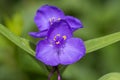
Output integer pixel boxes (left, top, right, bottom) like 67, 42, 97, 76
29, 30, 48, 38
36, 39, 59, 66
47, 20, 72, 41
59, 38, 86, 65
34, 5, 64, 31
65, 16, 83, 31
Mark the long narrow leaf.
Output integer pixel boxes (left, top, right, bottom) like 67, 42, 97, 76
85, 32, 120, 53
0, 24, 49, 75
0, 24, 35, 56
98, 72, 120, 80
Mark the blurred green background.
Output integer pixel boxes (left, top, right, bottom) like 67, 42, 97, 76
0, 0, 120, 80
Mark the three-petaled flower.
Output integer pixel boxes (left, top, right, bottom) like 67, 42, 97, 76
29, 5, 86, 66
29, 5, 83, 38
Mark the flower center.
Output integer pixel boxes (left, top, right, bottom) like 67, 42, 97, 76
53, 34, 67, 47
49, 17, 61, 25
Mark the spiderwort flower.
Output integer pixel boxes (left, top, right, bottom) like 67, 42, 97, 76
35, 20, 86, 66
29, 5, 83, 38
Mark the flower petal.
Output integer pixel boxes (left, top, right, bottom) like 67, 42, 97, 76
36, 39, 59, 66
59, 38, 86, 65
47, 20, 72, 41
65, 16, 83, 31
34, 5, 64, 31
29, 30, 48, 38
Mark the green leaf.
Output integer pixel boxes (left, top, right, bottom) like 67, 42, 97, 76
0, 24, 35, 56
85, 32, 120, 53
0, 24, 49, 75
98, 72, 120, 80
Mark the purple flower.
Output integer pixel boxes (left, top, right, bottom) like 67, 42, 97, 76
35, 20, 86, 66
29, 5, 83, 38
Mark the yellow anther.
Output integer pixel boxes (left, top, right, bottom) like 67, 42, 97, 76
53, 34, 61, 41
55, 41, 60, 44
58, 18, 61, 21
62, 35, 67, 40
53, 36, 56, 41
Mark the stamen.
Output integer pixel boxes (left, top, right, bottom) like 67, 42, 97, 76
58, 18, 61, 21
49, 17, 56, 25
62, 35, 67, 40
56, 41, 60, 44
53, 34, 61, 41
53, 37, 56, 41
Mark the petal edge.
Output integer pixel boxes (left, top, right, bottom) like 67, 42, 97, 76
59, 38, 86, 65
36, 40, 59, 66
65, 16, 83, 31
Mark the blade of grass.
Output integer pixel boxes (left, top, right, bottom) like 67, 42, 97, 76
85, 32, 120, 53
0, 24, 35, 56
